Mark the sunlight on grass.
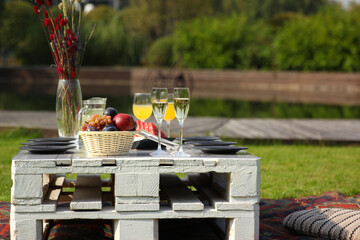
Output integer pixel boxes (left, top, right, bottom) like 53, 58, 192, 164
249, 144, 360, 199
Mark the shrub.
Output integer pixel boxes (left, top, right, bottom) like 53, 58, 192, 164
268, 12, 304, 28
120, 0, 214, 41
274, 6, 360, 71
172, 14, 273, 69
85, 4, 115, 21
145, 36, 175, 66
82, 10, 146, 66
0, 1, 53, 65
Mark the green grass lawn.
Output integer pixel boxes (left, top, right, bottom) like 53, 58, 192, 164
0, 128, 359, 202
0, 128, 42, 202
250, 144, 360, 199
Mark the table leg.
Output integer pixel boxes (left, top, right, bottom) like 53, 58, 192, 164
10, 211, 43, 240
113, 219, 159, 240
226, 206, 259, 240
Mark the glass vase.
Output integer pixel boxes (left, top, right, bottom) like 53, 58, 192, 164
56, 79, 82, 138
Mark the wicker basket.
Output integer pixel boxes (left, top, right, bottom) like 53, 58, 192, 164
79, 131, 136, 156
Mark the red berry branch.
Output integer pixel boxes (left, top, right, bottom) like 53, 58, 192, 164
33, 0, 95, 80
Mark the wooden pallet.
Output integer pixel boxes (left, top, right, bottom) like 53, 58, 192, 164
11, 149, 260, 240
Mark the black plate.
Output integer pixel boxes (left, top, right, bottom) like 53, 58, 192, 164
196, 146, 248, 154
19, 145, 75, 154
185, 141, 237, 146
27, 137, 76, 142
181, 136, 220, 142
21, 141, 74, 146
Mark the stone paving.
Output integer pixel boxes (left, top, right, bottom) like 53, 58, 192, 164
1, 110, 360, 142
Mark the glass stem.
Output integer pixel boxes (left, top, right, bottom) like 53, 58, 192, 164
157, 120, 162, 151
166, 121, 171, 138
179, 121, 184, 153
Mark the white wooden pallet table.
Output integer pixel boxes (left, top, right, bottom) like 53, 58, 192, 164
10, 147, 260, 240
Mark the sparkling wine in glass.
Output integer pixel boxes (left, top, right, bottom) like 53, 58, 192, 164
132, 93, 152, 122
173, 87, 190, 156
163, 93, 176, 137
151, 88, 168, 156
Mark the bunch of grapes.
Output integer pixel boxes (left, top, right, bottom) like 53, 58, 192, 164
82, 114, 113, 131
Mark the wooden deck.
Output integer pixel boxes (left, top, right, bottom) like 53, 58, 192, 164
1, 110, 360, 143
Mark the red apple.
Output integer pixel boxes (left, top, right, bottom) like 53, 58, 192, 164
113, 113, 136, 131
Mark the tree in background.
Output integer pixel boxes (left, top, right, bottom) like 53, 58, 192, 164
0, 0, 52, 65
0, 0, 4, 65
171, 15, 273, 69
82, 5, 146, 66
120, 0, 214, 41
275, 5, 360, 72
2, 0, 358, 71
221, 0, 330, 18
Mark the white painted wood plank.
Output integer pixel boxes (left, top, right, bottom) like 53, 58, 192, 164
115, 196, 160, 211
70, 187, 102, 210
10, 217, 43, 240
229, 170, 260, 197
72, 157, 103, 167
114, 219, 158, 240
116, 197, 159, 204
13, 163, 260, 175
187, 173, 255, 211
13, 205, 255, 219
13, 174, 43, 200
54, 153, 72, 166
115, 203, 159, 212
12, 188, 61, 213
116, 157, 160, 167
115, 173, 159, 197
12, 152, 56, 168
42, 188, 61, 212
227, 204, 259, 240
12, 198, 42, 205
160, 174, 204, 211
70, 175, 102, 210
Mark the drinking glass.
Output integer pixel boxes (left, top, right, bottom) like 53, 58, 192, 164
150, 87, 168, 156
163, 93, 176, 137
132, 93, 152, 122
173, 87, 190, 156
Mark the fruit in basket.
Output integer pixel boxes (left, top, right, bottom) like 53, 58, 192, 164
113, 113, 137, 131
82, 114, 113, 131
102, 125, 117, 131
103, 107, 118, 119
85, 125, 98, 131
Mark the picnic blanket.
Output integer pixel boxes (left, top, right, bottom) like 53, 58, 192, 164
1, 191, 359, 240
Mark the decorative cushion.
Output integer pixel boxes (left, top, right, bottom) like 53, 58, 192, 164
0, 202, 10, 240
47, 219, 113, 240
283, 208, 360, 240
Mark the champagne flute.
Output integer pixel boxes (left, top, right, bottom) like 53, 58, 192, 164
151, 88, 168, 156
132, 93, 152, 123
163, 93, 176, 137
173, 87, 190, 156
